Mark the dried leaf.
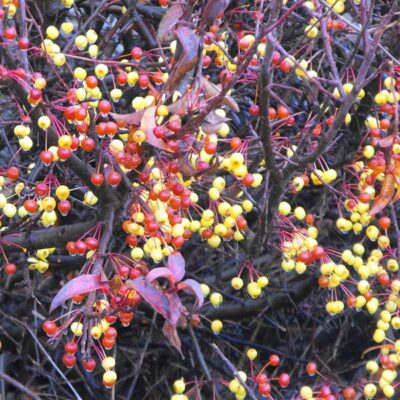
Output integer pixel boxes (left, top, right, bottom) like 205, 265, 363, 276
178, 279, 204, 308
369, 173, 395, 216
201, 0, 230, 27
157, 4, 184, 43
50, 274, 108, 313
110, 110, 144, 127
130, 276, 170, 319
202, 110, 230, 134
141, 106, 172, 152
163, 321, 182, 353
109, 275, 123, 294
202, 77, 239, 112
168, 252, 185, 282
167, 27, 200, 93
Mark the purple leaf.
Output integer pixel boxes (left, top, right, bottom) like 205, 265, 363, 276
177, 279, 204, 308
131, 277, 170, 319
146, 267, 174, 284
50, 274, 108, 313
165, 291, 184, 325
157, 3, 184, 43
163, 321, 182, 354
168, 252, 185, 282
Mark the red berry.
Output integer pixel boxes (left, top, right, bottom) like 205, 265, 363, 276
81, 137, 95, 152
85, 237, 99, 251
42, 320, 58, 336
258, 383, 271, 395
278, 373, 290, 388
83, 358, 96, 372
378, 216, 391, 229
4, 26, 17, 40
91, 172, 104, 187
18, 37, 29, 49
249, 104, 260, 117
306, 361, 317, 376
64, 341, 78, 354
66, 241, 77, 255
98, 100, 111, 114
343, 387, 356, 400
62, 354, 76, 368
58, 200, 71, 216
131, 47, 143, 60
74, 240, 87, 255
277, 105, 289, 119
24, 199, 39, 214
7, 166, 20, 181
107, 171, 122, 187
40, 150, 53, 165
269, 354, 280, 366
85, 76, 98, 89
4, 263, 17, 275
255, 373, 268, 385
104, 327, 117, 339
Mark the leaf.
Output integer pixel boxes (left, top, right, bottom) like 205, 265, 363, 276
140, 106, 172, 152
202, 77, 240, 112
146, 267, 174, 284
162, 321, 182, 354
129, 276, 170, 319
168, 252, 185, 282
378, 134, 396, 148
167, 27, 200, 94
369, 173, 395, 216
110, 110, 144, 128
50, 274, 108, 313
201, 0, 230, 27
201, 111, 231, 134
157, 4, 184, 43
177, 279, 204, 308
165, 291, 184, 325
109, 275, 123, 294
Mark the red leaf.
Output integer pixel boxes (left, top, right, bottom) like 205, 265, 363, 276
177, 279, 204, 308
165, 291, 183, 325
167, 27, 200, 93
141, 106, 173, 152
146, 267, 174, 284
50, 274, 108, 313
130, 276, 170, 319
168, 252, 185, 282
201, 0, 230, 27
163, 321, 182, 354
157, 3, 184, 43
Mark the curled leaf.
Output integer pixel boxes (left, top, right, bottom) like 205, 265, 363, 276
201, 0, 230, 27
110, 110, 144, 128
157, 3, 184, 43
369, 173, 395, 216
146, 267, 174, 284
129, 276, 170, 319
165, 291, 184, 325
202, 110, 230, 134
202, 77, 239, 112
167, 27, 200, 93
141, 106, 172, 152
163, 321, 182, 354
50, 274, 108, 313
168, 252, 185, 282
178, 279, 204, 308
